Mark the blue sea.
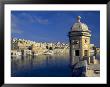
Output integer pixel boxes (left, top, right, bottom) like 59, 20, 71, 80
11, 54, 73, 77
11, 53, 100, 77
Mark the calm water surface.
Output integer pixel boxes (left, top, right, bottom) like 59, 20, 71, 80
11, 53, 100, 77
11, 54, 72, 77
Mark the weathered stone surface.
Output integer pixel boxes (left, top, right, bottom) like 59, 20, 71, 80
72, 60, 87, 77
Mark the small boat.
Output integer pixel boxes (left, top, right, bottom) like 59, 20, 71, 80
43, 50, 54, 55
33, 53, 39, 56
11, 51, 21, 57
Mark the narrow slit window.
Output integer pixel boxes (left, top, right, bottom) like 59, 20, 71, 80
75, 50, 79, 56
84, 50, 88, 56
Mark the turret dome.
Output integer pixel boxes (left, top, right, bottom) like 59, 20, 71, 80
71, 16, 90, 32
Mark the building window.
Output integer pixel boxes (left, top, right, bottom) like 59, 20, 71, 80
84, 50, 88, 56
46, 46, 48, 49
11, 53, 13, 55
75, 50, 79, 56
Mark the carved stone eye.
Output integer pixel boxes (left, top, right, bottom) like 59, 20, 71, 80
85, 39, 87, 43
73, 40, 79, 44
79, 25, 81, 28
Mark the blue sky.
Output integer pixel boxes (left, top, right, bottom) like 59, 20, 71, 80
11, 11, 100, 47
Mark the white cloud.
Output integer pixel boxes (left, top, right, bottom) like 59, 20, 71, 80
20, 12, 49, 25
11, 28, 23, 34
34, 16, 49, 24
11, 14, 23, 34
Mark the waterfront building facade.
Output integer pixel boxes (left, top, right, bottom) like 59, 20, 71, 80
11, 38, 69, 57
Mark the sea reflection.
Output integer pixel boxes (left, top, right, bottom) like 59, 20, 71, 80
11, 53, 100, 77
11, 54, 72, 77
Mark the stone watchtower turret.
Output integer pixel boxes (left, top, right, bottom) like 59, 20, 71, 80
68, 16, 91, 66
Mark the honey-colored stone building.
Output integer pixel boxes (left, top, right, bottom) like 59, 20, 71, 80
69, 16, 91, 65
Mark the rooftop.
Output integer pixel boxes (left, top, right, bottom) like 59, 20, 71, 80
71, 16, 90, 32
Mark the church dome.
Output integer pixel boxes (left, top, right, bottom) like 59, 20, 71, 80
71, 16, 89, 32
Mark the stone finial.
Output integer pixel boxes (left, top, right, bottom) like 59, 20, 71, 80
77, 16, 81, 23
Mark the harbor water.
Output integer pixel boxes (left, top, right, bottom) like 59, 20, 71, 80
11, 54, 72, 77
11, 53, 100, 77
